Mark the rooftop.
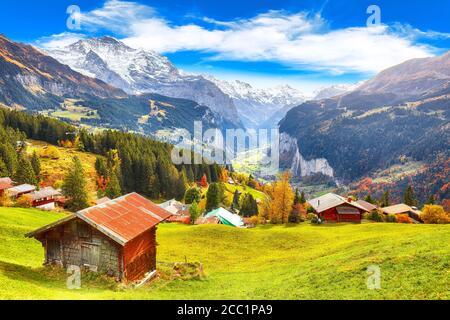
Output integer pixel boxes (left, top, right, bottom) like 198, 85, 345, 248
308, 193, 367, 213
7, 184, 36, 196
27, 193, 172, 245
31, 187, 61, 200
381, 204, 422, 215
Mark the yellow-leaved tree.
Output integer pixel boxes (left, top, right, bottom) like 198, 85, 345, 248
270, 171, 294, 224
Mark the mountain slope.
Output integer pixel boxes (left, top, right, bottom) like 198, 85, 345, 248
47, 37, 242, 127
357, 52, 450, 100
0, 34, 126, 111
0, 35, 222, 138
279, 51, 450, 184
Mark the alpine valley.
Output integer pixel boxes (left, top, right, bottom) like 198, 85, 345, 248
0, 33, 449, 203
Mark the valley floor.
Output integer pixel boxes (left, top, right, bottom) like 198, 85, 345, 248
0, 207, 449, 300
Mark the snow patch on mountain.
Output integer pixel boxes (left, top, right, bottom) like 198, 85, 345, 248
313, 82, 364, 100
46, 37, 241, 126
204, 76, 308, 128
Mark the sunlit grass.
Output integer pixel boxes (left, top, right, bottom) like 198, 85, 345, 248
0, 207, 448, 300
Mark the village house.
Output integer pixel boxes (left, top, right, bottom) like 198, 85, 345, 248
7, 183, 36, 198
356, 199, 379, 212
26, 193, 172, 282
308, 193, 369, 223
381, 204, 422, 222
31, 187, 61, 210
159, 199, 191, 224
0, 177, 14, 196
199, 207, 245, 227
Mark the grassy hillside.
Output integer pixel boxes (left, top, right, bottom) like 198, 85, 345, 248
26, 140, 99, 201
0, 207, 448, 300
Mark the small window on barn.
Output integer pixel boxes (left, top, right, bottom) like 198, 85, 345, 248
77, 222, 91, 239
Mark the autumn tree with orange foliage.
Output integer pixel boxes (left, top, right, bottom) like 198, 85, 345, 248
269, 171, 294, 224
421, 205, 450, 224
199, 174, 208, 188
219, 168, 229, 183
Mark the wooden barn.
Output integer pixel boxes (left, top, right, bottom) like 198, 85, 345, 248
26, 193, 172, 282
308, 193, 368, 223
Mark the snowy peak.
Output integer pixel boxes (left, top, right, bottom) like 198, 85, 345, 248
205, 75, 307, 105
47, 37, 241, 126
313, 83, 364, 100
203, 75, 307, 128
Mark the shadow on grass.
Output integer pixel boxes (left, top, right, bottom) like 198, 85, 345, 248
0, 259, 67, 290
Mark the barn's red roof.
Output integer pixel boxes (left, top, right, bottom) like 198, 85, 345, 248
77, 193, 172, 245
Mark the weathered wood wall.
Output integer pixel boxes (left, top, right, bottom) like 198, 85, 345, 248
123, 227, 157, 281
41, 220, 121, 278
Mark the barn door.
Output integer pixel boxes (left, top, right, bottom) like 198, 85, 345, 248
47, 239, 61, 262
81, 243, 100, 267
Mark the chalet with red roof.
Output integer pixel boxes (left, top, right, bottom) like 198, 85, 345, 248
0, 177, 14, 196
308, 193, 369, 223
26, 193, 172, 282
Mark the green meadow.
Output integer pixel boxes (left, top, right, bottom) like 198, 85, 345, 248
0, 207, 448, 300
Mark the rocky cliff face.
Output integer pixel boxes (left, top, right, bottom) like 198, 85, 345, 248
280, 133, 334, 178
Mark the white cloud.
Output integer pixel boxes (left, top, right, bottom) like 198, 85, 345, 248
37, 0, 440, 74
35, 32, 86, 50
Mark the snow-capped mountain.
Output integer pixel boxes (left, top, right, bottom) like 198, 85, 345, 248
204, 76, 308, 128
47, 37, 241, 127
313, 83, 364, 100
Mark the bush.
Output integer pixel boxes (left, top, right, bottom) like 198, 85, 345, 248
0, 193, 13, 207
385, 214, 397, 223
306, 213, 316, 220
310, 214, 322, 225
42, 146, 60, 159
15, 194, 33, 208
364, 210, 385, 222
421, 205, 450, 224
248, 215, 259, 226
396, 214, 412, 224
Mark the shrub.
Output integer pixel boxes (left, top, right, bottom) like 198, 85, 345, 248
0, 193, 13, 207
421, 205, 450, 224
15, 194, 33, 208
42, 146, 61, 159
396, 214, 412, 224
306, 213, 316, 221
249, 215, 259, 226
310, 214, 322, 225
365, 210, 385, 222
385, 214, 397, 223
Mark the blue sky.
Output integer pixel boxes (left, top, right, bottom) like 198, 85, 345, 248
2, 0, 450, 93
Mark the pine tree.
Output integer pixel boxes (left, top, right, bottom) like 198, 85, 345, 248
294, 188, 300, 205
379, 191, 390, 207
62, 156, 89, 211
300, 191, 306, 204
240, 193, 258, 217
30, 151, 41, 179
364, 193, 375, 204
231, 190, 240, 212
205, 183, 221, 212
95, 157, 108, 178
0, 143, 18, 176
185, 187, 201, 204
189, 201, 201, 224
0, 159, 8, 177
14, 155, 37, 186
105, 172, 121, 199
403, 185, 418, 207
